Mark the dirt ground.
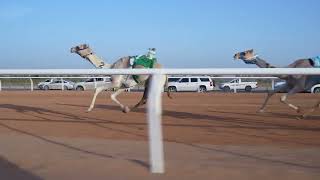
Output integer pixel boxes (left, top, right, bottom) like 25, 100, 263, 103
0, 91, 319, 180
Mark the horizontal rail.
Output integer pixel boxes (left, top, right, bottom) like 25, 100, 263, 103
0, 76, 278, 79
0, 68, 320, 75
0, 76, 111, 79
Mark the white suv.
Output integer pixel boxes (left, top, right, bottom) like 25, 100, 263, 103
74, 77, 111, 91
167, 76, 215, 92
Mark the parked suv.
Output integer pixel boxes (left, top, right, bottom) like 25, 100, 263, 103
74, 77, 111, 91
167, 76, 215, 92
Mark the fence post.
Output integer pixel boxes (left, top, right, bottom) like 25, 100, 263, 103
61, 78, 64, 91
233, 78, 239, 93
30, 78, 34, 91
271, 79, 275, 90
0, 80, 1, 91
147, 73, 165, 173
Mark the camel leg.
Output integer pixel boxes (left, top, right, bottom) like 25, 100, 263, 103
130, 74, 171, 112
131, 96, 147, 111
130, 79, 150, 111
88, 86, 107, 112
111, 88, 130, 113
258, 84, 288, 113
258, 91, 276, 113
279, 87, 301, 113
301, 100, 320, 119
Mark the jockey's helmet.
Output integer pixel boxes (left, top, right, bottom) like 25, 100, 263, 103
148, 48, 156, 55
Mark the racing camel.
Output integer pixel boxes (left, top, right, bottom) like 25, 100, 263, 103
234, 49, 320, 119
70, 44, 171, 113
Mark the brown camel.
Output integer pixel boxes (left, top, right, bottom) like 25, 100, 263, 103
234, 49, 320, 119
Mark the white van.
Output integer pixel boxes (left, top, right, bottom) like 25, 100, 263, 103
74, 77, 111, 91
167, 76, 215, 92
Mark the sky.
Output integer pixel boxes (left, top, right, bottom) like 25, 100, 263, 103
0, 0, 319, 69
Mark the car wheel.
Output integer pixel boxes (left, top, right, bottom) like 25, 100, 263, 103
313, 87, 320, 93
63, 86, 68, 90
199, 86, 207, 93
44, 86, 49, 91
245, 86, 252, 92
76, 86, 84, 91
168, 86, 177, 92
223, 86, 230, 92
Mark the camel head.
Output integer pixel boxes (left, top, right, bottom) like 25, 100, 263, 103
70, 44, 89, 53
233, 49, 255, 60
70, 44, 93, 58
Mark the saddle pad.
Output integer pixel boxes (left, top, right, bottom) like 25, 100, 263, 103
312, 56, 320, 68
133, 55, 156, 68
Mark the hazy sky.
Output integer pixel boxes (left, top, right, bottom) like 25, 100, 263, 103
1, 0, 319, 69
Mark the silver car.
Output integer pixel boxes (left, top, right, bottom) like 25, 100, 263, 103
43, 80, 74, 90
37, 79, 54, 90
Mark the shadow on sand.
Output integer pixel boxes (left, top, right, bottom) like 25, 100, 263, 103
0, 156, 43, 180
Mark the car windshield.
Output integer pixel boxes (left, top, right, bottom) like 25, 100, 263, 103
230, 79, 238, 83
180, 78, 189, 83
200, 78, 209, 82
45, 80, 51, 82
168, 78, 180, 82
86, 78, 94, 82
191, 78, 198, 82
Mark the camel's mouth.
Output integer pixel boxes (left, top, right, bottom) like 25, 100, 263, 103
70, 44, 89, 53
233, 54, 238, 60
233, 52, 246, 60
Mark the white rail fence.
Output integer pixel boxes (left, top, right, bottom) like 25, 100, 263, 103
0, 76, 278, 92
1, 68, 320, 174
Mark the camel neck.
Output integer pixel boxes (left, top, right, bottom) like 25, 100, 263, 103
255, 57, 276, 68
85, 54, 111, 69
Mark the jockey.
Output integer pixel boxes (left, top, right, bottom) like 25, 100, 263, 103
130, 48, 157, 68
311, 56, 320, 67
130, 48, 157, 83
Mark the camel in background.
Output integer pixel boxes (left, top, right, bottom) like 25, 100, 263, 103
234, 49, 320, 118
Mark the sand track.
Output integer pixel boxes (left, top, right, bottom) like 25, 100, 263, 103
0, 91, 319, 180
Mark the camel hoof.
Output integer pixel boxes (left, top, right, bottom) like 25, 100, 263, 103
296, 107, 302, 114
257, 109, 265, 113
87, 107, 93, 112
300, 114, 308, 119
296, 115, 304, 120
122, 106, 131, 113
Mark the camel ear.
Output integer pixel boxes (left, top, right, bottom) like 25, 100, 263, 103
248, 49, 254, 53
